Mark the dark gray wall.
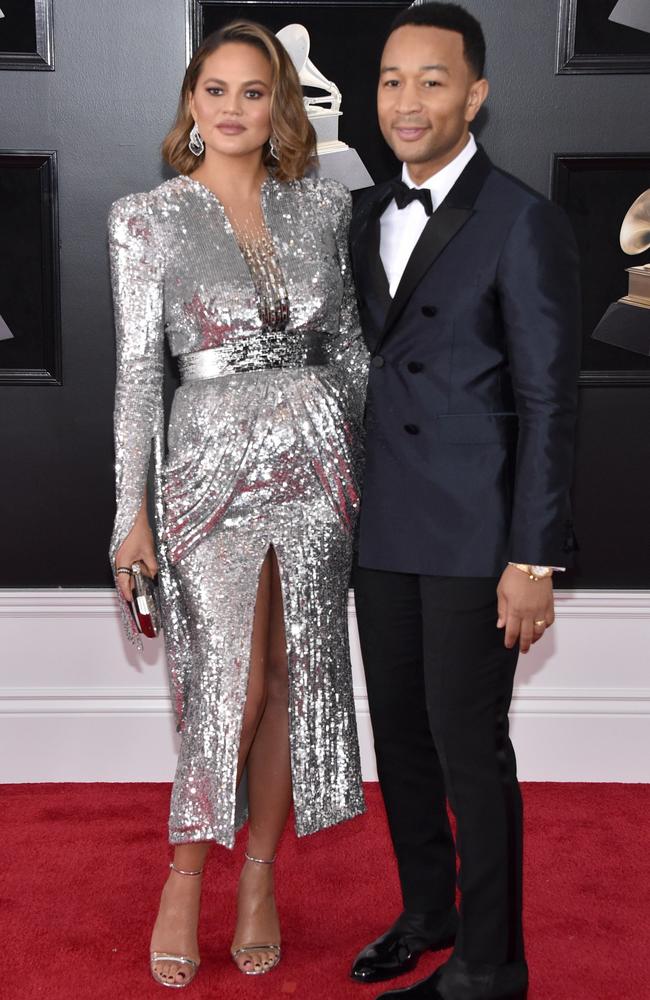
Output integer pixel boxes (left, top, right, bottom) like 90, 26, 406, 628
1, 1, 649, 587
0, 0, 184, 586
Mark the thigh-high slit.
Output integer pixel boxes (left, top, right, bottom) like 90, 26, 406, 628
169, 501, 363, 847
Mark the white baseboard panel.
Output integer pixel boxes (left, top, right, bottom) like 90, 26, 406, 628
0, 590, 648, 783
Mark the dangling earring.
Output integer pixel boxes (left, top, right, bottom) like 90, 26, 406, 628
189, 122, 205, 157
268, 135, 280, 161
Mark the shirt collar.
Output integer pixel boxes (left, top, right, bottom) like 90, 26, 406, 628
402, 134, 478, 201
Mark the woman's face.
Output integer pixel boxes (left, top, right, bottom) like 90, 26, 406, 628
189, 42, 274, 162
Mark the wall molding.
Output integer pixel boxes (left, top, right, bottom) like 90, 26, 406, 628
548, 591, 650, 619
0, 590, 118, 618
2, 588, 649, 618
1, 589, 648, 783
2, 685, 650, 719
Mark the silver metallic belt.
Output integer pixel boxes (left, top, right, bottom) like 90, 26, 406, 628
178, 333, 329, 384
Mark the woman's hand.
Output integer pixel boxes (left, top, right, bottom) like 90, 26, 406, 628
114, 507, 158, 602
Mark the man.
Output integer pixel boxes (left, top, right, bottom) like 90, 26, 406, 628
349, 4, 580, 999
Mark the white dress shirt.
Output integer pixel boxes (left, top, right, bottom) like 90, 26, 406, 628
379, 133, 478, 297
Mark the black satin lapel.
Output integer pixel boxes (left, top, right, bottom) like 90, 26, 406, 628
382, 206, 473, 336
443, 144, 492, 210
366, 216, 392, 319
351, 183, 394, 324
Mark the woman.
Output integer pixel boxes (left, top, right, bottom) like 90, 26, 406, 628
108, 20, 367, 988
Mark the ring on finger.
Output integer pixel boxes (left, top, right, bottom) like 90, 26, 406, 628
116, 567, 133, 577
533, 619, 546, 629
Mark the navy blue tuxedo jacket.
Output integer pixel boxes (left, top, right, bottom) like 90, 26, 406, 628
350, 146, 581, 577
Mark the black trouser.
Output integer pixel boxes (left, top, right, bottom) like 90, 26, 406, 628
353, 566, 524, 968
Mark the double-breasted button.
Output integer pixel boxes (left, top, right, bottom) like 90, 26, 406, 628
407, 361, 424, 374
422, 305, 437, 318
371, 355, 385, 369
404, 424, 420, 435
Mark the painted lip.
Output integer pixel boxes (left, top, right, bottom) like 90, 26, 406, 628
216, 123, 246, 134
394, 125, 429, 141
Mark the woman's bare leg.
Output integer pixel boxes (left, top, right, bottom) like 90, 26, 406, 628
150, 555, 275, 985
149, 841, 210, 985
232, 547, 291, 972
151, 548, 290, 981
236, 551, 273, 778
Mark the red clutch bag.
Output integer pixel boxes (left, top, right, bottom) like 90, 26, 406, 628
129, 562, 161, 639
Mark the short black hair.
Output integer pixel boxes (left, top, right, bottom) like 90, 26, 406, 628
388, 2, 486, 79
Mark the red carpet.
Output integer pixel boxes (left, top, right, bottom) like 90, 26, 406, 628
3, 783, 649, 999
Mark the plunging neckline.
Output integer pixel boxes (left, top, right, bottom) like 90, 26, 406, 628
183, 174, 290, 331
184, 173, 279, 275
184, 174, 274, 240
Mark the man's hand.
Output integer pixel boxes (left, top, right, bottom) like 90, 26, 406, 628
496, 565, 555, 653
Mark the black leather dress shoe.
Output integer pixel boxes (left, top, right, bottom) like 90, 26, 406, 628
375, 964, 528, 1000
350, 910, 458, 984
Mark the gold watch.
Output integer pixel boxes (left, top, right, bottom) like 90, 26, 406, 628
509, 563, 554, 582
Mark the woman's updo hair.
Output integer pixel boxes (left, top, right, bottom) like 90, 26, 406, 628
162, 19, 317, 182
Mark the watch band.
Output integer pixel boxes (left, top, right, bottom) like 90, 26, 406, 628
508, 562, 554, 581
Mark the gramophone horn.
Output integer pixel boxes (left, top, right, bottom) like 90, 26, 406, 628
620, 189, 650, 255
276, 24, 341, 105
276, 24, 310, 76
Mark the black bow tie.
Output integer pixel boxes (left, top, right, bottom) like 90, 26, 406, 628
390, 179, 433, 216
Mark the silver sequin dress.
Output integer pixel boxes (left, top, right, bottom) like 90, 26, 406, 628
108, 174, 368, 847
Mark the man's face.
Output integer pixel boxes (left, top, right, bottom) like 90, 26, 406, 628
377, 24, 487, 172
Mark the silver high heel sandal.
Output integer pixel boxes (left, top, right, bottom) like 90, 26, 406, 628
150, 862, 203, 989
231, 852, 281, 975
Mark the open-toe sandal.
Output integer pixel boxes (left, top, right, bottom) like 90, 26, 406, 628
231, 852, 281, 976
150, 862, 203, 989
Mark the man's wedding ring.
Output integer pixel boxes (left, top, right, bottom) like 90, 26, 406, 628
534, 619, 546, 628
116, 567, 133, 577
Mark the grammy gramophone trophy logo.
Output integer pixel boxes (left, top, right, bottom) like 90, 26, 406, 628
275, 2, 431, 190
276, 24, 373, 190
619, 190, 650, 308
593, 189, 650, 355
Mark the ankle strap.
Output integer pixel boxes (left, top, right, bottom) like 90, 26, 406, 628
169, 862, 203, 876
245, 850, 276, 865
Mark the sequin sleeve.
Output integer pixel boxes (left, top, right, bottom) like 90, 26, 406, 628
107, 193, 165, 638
319, 179, 369, 427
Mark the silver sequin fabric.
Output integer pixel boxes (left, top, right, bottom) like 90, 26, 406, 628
108, 174, 368, 846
